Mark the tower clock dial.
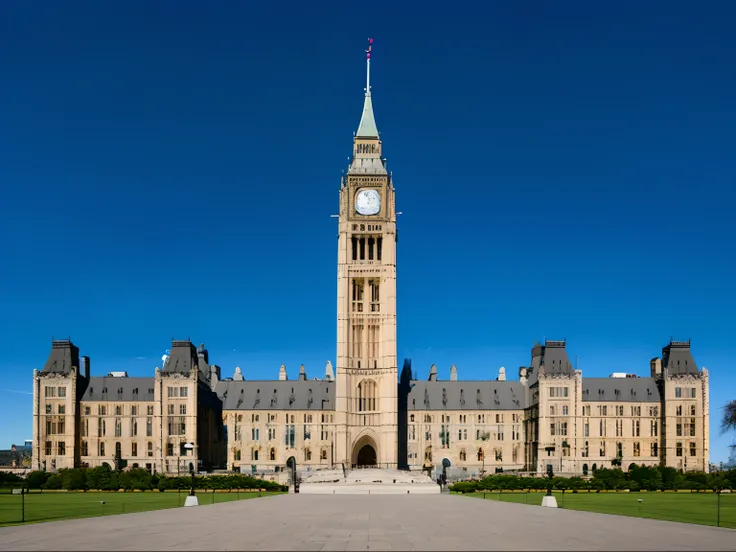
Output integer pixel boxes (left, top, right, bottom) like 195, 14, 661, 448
355, 189, 381, 216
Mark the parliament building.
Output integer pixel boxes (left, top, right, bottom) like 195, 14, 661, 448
31, 52, 710, 479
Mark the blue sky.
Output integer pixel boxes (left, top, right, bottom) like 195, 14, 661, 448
1, 1, 734, 463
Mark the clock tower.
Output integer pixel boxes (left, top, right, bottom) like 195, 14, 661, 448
335, 40, 398, 468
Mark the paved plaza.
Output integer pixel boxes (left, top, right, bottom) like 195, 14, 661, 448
1, 494, 734, 551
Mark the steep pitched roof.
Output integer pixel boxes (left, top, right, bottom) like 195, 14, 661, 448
356, 94, 379, 138
41, 340, 80, 375
538, 340, 574, 376
527, 340, 574, 387
581, 377, 660, 403
662, 340, 699, 375
82, 377, 155, 402
214, 380, 335, 411
408, 380, 526, 411
162, 340, 198, 375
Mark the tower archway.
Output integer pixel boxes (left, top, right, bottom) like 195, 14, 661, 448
351, 434, 378, 468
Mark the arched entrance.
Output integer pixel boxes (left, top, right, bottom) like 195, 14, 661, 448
351, 435, 378, 468
357, 445, 376, 466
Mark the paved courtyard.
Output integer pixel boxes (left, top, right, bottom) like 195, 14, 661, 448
0, 494, 734, 551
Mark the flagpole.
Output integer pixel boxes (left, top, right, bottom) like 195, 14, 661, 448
366, 38, 373, 96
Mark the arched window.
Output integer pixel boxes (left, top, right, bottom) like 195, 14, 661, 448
459, 449, 467, 461
410, 414, 414, 422
477, 448, 484, 461
252, 449, 259, 461
270, 448, 276, 461
357, 379, 378, 412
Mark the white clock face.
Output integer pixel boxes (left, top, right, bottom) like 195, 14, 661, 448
355, 189, 381, 216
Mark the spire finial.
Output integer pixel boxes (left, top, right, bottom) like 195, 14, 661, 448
365, 38, 373, 96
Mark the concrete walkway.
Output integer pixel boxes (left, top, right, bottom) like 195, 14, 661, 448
1, 494, 734, 551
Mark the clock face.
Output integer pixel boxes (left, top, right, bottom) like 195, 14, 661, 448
355, 189, 381, 216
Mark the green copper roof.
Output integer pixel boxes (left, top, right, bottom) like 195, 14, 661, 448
356, 94, 379, 138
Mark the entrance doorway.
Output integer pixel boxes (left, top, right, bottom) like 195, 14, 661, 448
356, 445, 377, 467
351, 435, 379, 468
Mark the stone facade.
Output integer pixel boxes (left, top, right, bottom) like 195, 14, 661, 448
32, 340, 225, 474
30, 54, 710, 477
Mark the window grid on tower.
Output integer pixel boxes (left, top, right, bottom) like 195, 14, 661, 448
357, 379, 377, 412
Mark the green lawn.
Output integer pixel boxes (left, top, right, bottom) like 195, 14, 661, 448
0, 490, 282, 526
460, 491, 736, 528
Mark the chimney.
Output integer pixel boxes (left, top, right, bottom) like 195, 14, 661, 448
428, 364, 438, 382
299, 364, 307, 381
209, 365, 220, 390
519, 366, 529, 386
650, 358, 662, 377
279, 364, 288, 381
498, 366, 506, 382
197, 343, 208, 364
324, 361, 334, 381
82, 356, 90, 380
450, 365, 457, 381
233, 367, 244, 381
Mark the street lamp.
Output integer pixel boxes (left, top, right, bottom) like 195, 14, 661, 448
183, 443, 198, 507
546, 464, 554, 497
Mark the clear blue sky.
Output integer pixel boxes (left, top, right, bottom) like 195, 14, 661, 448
1, 1, 734, 463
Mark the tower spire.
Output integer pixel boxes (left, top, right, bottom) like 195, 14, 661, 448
356, 38, 379, 138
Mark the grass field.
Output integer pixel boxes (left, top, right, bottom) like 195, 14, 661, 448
0, 490, 282, 526
461, 491, 736, 528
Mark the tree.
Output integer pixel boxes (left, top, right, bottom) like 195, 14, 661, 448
723, 400, 736, 449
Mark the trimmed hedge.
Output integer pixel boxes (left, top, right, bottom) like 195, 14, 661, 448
449, 466, 736, 494
16, 465, 287, 493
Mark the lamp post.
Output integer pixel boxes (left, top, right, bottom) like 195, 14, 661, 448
540, 464, 558, 508
183, 443, 198, 507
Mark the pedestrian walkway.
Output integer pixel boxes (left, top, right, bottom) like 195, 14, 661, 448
0, 493, 733, 551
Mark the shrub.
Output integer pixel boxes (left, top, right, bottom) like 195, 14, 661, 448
449, 481, 478, 494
